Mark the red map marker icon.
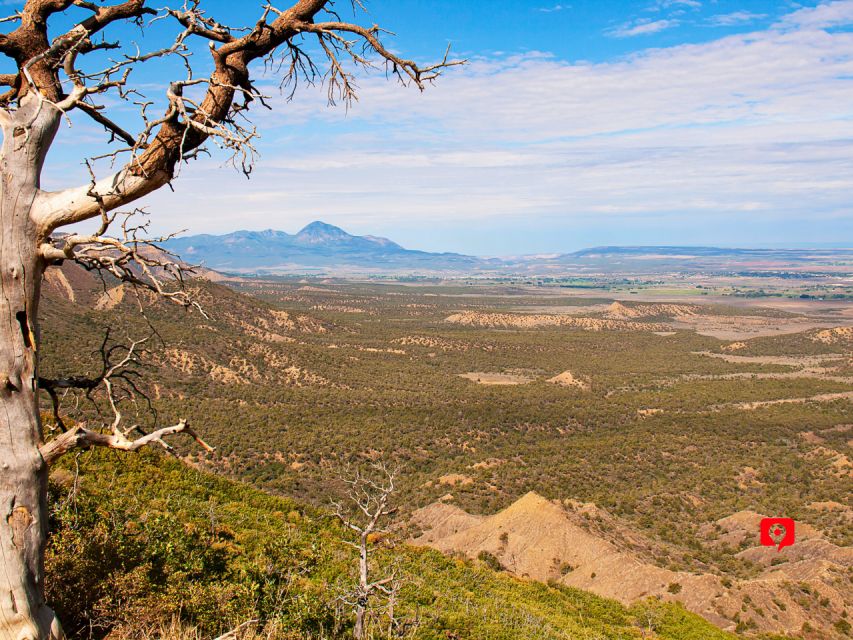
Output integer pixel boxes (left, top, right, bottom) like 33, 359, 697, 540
760, 517, 795, 551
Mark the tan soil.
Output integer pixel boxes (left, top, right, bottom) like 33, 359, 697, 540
446, 311, 667, 332
800, 447, 853, 479
458, 372, 534, 385
349, 345, 407, 355
235, 310, 324, 344
311, 304, 369, 314
695, 351, 848, 367
437, 474, 474, 487
547, 370, 591, 390
163, 350, 249, 386
637, 408, 664, 417
808, 502, 853, 521
163, 349, 204, 375
228, 357, 261, 382
238, 321, 296, 344
671, 315, 844, 340
606, 301, 701, 319
799, 431, 826, 444
735, 466, 764, 490
822, 423, 853, 433
470, 458, 506, 470
279, 365, 331, 387
393, 335, 470, 351
726, 392, 853, 411
162, 348, 329, 387
411, 493, 853, 638
447, 308, 841, 339
691, 351, 853, 384
246, 343, 291, 369
43, 268, 76, 303
410, 502, 483, 542
94, 284, 125, 311
813, 326, 853, 344
208, 363, 247, 385
298, 286, 340, 293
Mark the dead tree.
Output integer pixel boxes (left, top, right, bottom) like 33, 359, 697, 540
0, 2, 459, 638
332, 462, 400, 640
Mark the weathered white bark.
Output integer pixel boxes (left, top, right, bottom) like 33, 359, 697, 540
32, 167, 170, 238
0, 96, 64, 640
354, 533, 369, 640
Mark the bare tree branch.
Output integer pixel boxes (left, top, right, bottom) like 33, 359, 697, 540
21, 0, 463, 234
38, 332, 214, 465
76, 101, 137, 146
39, 418, 212, 465
40, 207, 208, 316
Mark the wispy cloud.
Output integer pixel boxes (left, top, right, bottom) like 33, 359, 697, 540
607, 18, 679, 38
707, 11, 767, 27
648, 0, 701, 11
777, 0, 853, 30
59, 1, 853, 250
537, 4, 569, 13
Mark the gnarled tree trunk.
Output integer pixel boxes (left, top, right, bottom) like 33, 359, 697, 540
0, 98, 64, 640
0, 2, 453, 636
354, 534, 368, 640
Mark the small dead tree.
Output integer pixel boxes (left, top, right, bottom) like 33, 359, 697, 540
0, 1, 459, 637
332, 462, 401, 640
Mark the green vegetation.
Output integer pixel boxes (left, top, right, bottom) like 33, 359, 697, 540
39, 270, 851, 637
40, 276, 853, 576
45, 450, 734, 639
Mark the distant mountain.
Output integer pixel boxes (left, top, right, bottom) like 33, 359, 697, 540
563, 246, 853, 260
550, 245, 853, 273
164, 222, 488, 274
164, 225, 853, 276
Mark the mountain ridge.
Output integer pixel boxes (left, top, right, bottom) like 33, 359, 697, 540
165, 221, 484, 273
164, 222, 853, 275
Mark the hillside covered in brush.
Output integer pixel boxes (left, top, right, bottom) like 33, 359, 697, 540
45, 450, 735, 640
39, 263, 853, 639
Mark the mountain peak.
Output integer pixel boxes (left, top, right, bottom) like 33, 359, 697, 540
294, 221, 353, 246
298, 220, 348, 234
163, 221, 480, 273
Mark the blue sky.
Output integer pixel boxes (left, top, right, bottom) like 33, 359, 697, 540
14, 0, 853, 254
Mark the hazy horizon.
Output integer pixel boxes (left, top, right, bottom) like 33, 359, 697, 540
176, 221, 853, 257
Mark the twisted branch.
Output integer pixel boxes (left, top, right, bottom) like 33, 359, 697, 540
39, 333, 213, 465
12, 0, 462, 234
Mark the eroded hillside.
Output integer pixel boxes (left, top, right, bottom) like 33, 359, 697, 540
410, 492, 852, 638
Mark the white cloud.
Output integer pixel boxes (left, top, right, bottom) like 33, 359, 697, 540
538, 4, 569, 13
708, 11, 767, 27
777, 0, 853, 30
59, 2, 853, 247
648, 0, 701, 11
607, 18, 679, 38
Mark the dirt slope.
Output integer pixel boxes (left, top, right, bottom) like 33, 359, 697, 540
445, 311, 667, 332
813, 326, 853, 344
410, 492, 853, 638
606, 301, 701, 319
547, 370, 591, 390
